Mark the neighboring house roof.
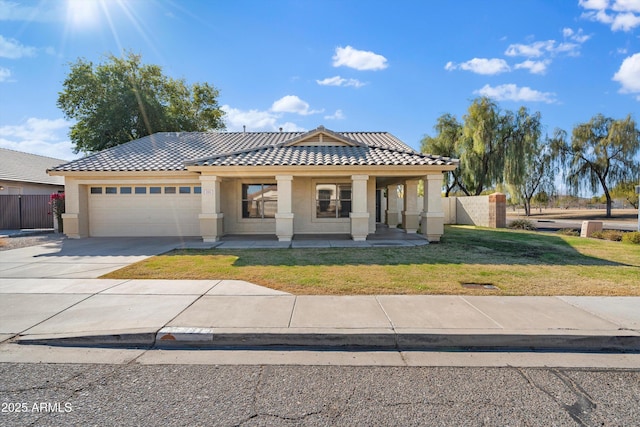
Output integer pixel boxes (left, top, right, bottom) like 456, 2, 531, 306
0, 148, 66, 185
49, 126, 458, 172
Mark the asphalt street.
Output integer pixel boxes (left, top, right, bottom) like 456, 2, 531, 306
1, 363, 639, 426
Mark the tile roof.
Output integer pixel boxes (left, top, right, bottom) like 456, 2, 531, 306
1, 148, 66, 185
187, 145, 455, 167
49, 128, 457, 172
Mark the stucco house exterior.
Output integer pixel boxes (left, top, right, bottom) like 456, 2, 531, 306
48, 126, 458, 242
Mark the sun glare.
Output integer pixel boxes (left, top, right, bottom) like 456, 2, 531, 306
66, 0, 101, 29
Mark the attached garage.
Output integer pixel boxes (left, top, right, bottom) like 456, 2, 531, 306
87, 184, 201, 237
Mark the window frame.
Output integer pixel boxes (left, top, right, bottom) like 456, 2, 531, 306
241, 183, 278, 220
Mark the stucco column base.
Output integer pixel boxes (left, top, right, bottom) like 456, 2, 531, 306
421, 212, 444, 242
385, 210, 399, 228
275, 213, 294, 242
199, 213, 224, 242
350, 212, 370, 241
402, 211, 420, 234
61, 213, 84, 239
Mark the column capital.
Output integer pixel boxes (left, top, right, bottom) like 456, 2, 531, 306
199, 175, 221, 182
351, 174, 369, 181
424, 173, 444, 182
276, 175, 293, 181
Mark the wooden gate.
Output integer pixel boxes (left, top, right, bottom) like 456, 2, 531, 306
0, 195, 53, 229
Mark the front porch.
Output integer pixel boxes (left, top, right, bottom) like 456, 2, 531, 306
183, 224, 429, 250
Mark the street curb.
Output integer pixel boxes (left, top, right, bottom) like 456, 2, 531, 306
16, 332, 156, 348
16, 328, 640, 352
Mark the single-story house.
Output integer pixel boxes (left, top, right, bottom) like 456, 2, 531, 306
48, 126, 458, 242
0, 148, 66, 229
0, 148, 65, 195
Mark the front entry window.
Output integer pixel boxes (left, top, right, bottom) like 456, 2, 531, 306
316, 184, 351, 218
242, 184, 277, 219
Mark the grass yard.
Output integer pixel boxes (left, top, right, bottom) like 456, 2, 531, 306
103, 226, 640, 296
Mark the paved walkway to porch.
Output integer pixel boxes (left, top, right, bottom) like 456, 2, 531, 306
183, 225, 429, 250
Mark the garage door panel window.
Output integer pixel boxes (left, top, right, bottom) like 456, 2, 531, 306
90, 185, 201, 195
242, 183, 277, 219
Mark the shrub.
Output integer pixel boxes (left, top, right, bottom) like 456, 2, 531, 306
508, 219, 537, 231
558, 228, 579, 236
622, 231, 640, 244
590, 230, 624, 241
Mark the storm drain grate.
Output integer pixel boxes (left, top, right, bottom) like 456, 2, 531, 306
460, 283, 499, 290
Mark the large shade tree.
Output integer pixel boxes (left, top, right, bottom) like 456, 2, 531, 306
551, 114, 640, 218
421, 97, 545, 200
57, 51, 226, 154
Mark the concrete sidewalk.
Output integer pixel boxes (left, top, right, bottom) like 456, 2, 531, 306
1, 278, 639, 352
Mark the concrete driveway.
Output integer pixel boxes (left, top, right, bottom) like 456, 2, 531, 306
0, 237, 194, 279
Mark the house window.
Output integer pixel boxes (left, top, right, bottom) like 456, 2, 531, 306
120, 187, 132, 194
179, 186, 191, 194
242, 184, 277, 219
105, 187, 117, 194
194, 186, 202, 194
135, 187, 147, 194
316, 184, 351, 218
90, 187, 102, 194
164, 186, 176, 194
150, 187, 161, 194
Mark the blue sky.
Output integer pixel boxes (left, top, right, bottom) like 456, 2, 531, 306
0, 0, 639, 162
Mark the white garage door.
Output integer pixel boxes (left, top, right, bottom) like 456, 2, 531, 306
88, 185, 201, 237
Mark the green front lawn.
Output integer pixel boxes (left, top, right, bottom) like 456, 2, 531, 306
103, 226, 640, 295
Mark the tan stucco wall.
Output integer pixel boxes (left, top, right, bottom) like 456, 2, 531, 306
0, 180, 64, 195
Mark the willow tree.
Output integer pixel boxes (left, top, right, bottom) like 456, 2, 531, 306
551, 114, 640, 218
420, 114, 469, 196
57, 51, 225, 154
422, 98, 546, 199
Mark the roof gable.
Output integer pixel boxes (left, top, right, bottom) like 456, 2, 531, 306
282, 126, 365, 148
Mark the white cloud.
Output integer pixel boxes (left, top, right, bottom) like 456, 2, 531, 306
580, 0, 640, 31
279, 122, 306, 132
579, 0, 609, 10
445, 58, 510, 75
514, 60, 550, 74
332, 45, 388, 71
271, 95, 322, 116
0, 0, 59, 22
0, 66, 11, 82
612, 0, 640, 13
324, 109, 345, 120
505, 40, 555, 57
0, 35, 36, 59
474, 84, 557, 103
0, 117, 76, 160
613, 53, 640, 96
222, 105, 278, 131
316, 76, 366, 88
612, 12, 640, 30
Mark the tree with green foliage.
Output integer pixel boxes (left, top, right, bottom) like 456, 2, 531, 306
57, 51, 225, 154
420, 114, 469, 196
551, 114, 640, 218
421, 97, 546, 201
610, 180, 639, 209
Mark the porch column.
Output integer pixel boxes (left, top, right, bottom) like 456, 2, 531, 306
275, 175, 294, 242
385, 184, 400, 228
421, 174, 445, 242
402, 179, 420, 233
350, 174, 370, 241
61, 178, 88, 238
199, 175, 223, 242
